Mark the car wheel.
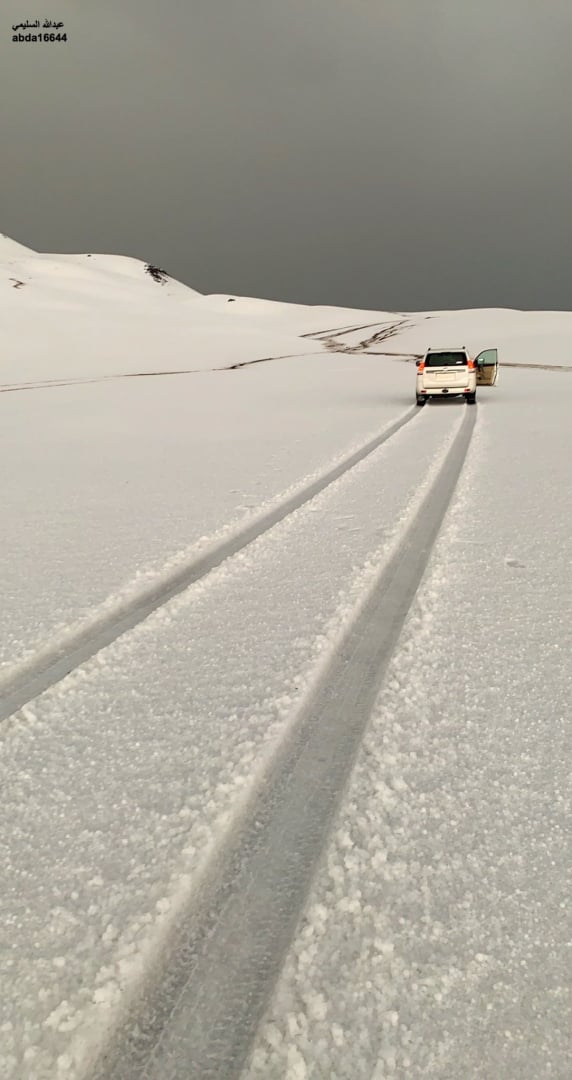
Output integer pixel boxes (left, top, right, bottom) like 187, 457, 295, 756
416, 396, 426, 406
466, 392, 476, 404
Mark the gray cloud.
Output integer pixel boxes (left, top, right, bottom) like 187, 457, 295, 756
3, 0, 572, 309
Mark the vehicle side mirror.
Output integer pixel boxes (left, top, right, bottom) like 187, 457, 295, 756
415, 359, 421, 367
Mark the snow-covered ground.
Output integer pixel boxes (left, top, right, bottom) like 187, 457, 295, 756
1, 234, 571, 1078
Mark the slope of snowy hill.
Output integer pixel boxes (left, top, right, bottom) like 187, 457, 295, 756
0, 232, 201, 304
0, 233, 316, 382
3, 233, 572, 389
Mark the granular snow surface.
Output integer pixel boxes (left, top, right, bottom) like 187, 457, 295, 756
246, 370, 572, 1080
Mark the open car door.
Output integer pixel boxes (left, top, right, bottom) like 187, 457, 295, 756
475, 348, 499, 386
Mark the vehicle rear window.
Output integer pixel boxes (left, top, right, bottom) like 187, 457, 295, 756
425, 352, 468, 367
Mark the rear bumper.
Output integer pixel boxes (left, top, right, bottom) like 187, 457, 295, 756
419, 386, 472, 396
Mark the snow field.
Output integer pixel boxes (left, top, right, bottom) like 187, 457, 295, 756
245, 369, 572, 1080
3, 232, 572, 1078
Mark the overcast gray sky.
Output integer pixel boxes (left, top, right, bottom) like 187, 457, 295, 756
3, 0, 572, 310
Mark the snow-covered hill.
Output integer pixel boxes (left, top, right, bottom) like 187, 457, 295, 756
2, 234, 572, 388
0, 233, 316, 382
0, 232, 201, 304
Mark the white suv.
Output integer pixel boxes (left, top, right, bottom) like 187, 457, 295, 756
415, 347, 498, 405
416, 347, 476, 404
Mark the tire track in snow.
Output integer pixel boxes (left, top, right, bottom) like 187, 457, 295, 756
0, 346, 411, 395
87, 406, 476, 1080
498, 360, 572, 372
0, 406, 418, 725
0, 354, 320, 394
0, 348, 418, 394
301, 316, 435, 355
